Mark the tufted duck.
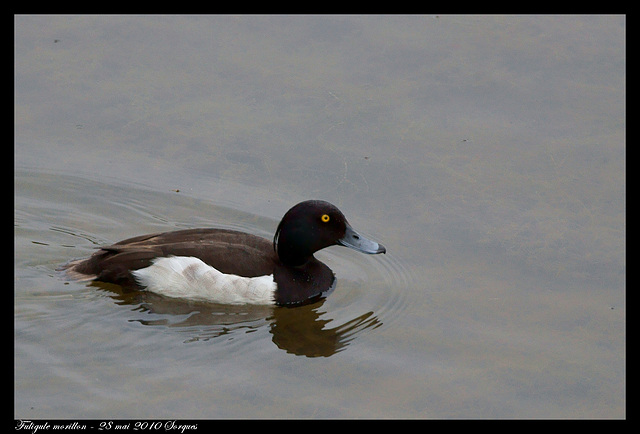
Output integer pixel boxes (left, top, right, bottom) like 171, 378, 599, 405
65, 200, 386, 306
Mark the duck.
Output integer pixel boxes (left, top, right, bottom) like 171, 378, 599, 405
65, 200, 386, 306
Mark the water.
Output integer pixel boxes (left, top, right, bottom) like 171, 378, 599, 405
15, 15, 624, 418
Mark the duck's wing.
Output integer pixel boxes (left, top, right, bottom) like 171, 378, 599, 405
64, 229, 277, 288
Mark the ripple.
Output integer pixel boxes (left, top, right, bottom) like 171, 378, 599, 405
319, 242, 415, 332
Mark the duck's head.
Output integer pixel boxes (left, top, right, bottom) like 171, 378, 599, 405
273, 200, 386, 266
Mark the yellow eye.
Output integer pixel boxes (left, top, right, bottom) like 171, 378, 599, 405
321, 214, 330, 223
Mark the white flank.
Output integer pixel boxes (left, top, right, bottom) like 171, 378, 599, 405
132, 256, 276, 305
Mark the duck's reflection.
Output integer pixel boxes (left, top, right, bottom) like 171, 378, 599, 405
270, 303, 380, 357
89, 282, 381, 357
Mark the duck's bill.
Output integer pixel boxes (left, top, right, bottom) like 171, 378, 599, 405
338, 224, 386, 254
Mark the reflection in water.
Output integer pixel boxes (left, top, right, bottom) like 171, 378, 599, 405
271, 303, 381, 357
88, 281, 381, 357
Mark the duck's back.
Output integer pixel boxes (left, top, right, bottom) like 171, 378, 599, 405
66, 228, 278, 288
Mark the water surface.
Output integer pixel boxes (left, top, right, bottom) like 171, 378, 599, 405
15, 15, 624, 418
